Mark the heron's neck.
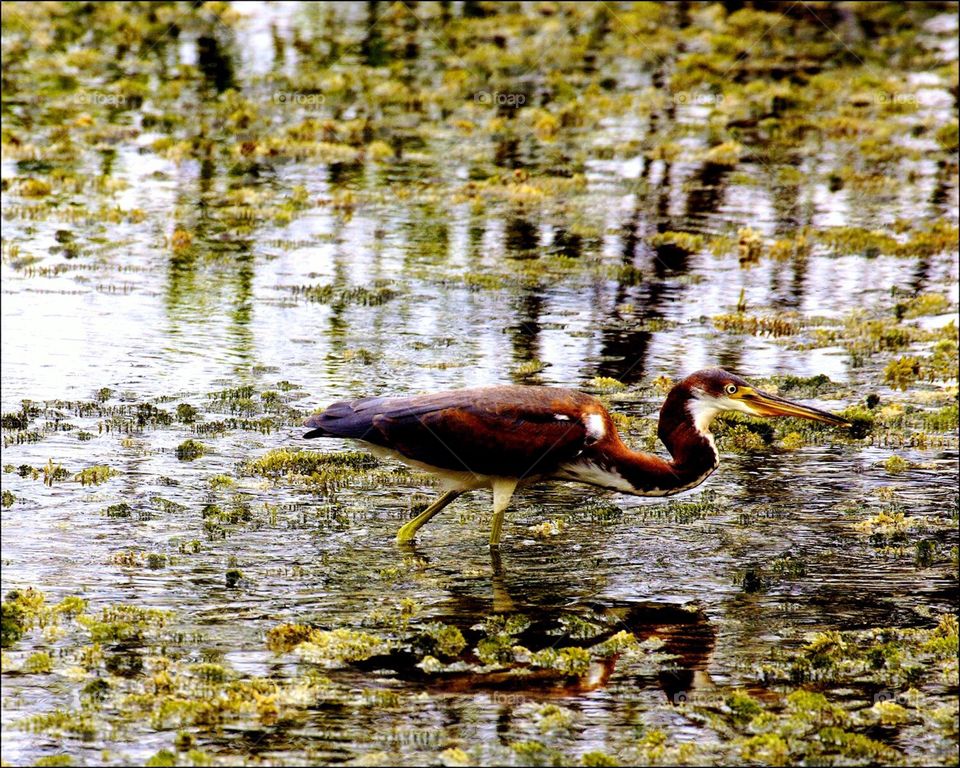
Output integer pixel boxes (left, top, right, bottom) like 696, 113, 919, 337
595, 390, 719, 496
657, 389, 721, 475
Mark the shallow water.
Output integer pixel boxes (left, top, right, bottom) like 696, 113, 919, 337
2, 2, 958, 765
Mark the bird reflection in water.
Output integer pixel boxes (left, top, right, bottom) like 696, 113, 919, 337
353, 547, 716, 705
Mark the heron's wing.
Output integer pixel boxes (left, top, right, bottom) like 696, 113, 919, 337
306, 387, 593, 477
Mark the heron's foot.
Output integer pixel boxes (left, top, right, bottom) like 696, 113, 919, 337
394, 489, 463, 545
396, 521, 419, 544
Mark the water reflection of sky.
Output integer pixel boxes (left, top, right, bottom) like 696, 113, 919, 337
1, 2, 956, 406
5, 203, 956, 404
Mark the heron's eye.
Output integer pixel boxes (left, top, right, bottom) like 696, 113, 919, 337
725, 383, 738, 395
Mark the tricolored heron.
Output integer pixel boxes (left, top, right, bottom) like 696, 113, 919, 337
303, 368, 849, 547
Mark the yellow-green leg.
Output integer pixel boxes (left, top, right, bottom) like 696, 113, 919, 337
396, 489, 462, 543
490, 548, 516, 613
489, 479, 519, 548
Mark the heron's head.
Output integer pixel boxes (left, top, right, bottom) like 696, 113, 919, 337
678, 368, 850, 432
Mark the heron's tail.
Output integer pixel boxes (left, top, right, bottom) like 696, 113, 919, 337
303, 398, 381, 439
303, 413, 333, 439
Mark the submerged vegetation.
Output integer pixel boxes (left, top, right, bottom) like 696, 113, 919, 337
2, 586, 956, 765
1, 0, 957, 765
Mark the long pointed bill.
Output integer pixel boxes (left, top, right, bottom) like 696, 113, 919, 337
743, 390, 851, 426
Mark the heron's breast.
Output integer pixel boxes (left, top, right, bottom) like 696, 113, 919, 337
553, 460, 637, 493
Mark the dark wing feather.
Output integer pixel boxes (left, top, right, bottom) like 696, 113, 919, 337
305, 386, 595, 477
